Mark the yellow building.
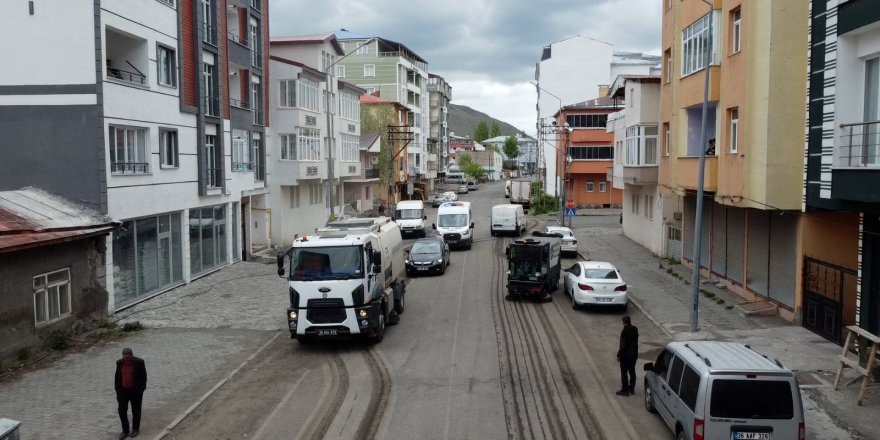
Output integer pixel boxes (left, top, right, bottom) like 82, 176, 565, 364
660, 0, 808, 321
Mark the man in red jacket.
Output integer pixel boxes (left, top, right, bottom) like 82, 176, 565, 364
616, 316, 639, 396
114, 347, 147, 439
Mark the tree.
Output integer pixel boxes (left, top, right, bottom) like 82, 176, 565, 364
503, 136, 520, 160
361, 104, 398, 207
474, 121, 490, 143
490, 121, 501, 138
457, 154, 485, 181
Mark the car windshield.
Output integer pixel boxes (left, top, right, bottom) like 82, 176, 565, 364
584, 268, 618, 280
396, 209, 422, 219
509, 247, 542, 281
411, 241, 441, 254
289, 246, 363, 281
710, 379, 794, 419
438, 214, 468, 227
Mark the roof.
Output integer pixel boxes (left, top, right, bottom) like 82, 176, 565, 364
360, 94, 391, 104
334, 29, 428, 64
608, 74, 662, 98
269, 56, 324, 78
556, 96, 623, 117
669, 341, 790, 373
360, 133, 381, 151
0, 188, 118, 253
270, 33, 344, 55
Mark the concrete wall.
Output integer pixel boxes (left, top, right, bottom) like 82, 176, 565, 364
623, 185, 664, 256
0, 238, 109, 365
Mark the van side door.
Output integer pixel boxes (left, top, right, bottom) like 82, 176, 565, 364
658, 354, 687, 434
650, 349, 675, 426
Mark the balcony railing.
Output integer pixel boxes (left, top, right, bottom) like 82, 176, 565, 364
230, 98, 250, 110
364, 168, 380, 179
228, 32, 249, 48
201, 23, 217, 45
202, 96, 219, 117
839, 121, 880, 168
204, 168, 221, 188
107, 67, 146, 86
110, 162, 149, 174
232, 162, 253, 172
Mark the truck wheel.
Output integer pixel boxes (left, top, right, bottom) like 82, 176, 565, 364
296, 335, 312, 345
393, 283, 405, 315
368, 310, 385, 344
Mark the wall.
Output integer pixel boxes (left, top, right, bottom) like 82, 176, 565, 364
0, 238, 109, 366
623, 185, 664, 256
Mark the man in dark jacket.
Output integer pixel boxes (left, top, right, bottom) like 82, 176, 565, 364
115, 347, 147, 439
616, 316, 639, 396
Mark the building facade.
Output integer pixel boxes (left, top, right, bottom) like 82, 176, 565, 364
609, 75, 664, 256
428, 74, 452, 186
803, 0, 880, 342
0, 0, 270, 311
360, 94, 411, 206
660, 0, 808, 322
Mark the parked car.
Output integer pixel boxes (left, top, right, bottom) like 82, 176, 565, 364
443, 191, 458, 202
563, 261, 627, 310
457, 184, 469, 194
466, 181, 478, 191
644, 341, 805, 440
430, 193, 449, 207
538, 226, 578, 256
405, 237, 450, 275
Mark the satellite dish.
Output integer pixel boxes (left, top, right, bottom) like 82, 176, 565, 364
370, 156, 379, 164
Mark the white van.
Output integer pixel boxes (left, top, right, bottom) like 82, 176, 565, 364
491, 204, 524, 237
644, 341, 805, 440
504, 180, 511, 198
433, 201, 474, 249
394, 200, 427, 237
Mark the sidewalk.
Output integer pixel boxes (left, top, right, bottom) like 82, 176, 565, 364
566, 214, 879, 440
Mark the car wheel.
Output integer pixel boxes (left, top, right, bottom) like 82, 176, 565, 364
676, 429, 688, 440
644, 380, 657, 413
367, 308, 386, 344
621, 301, 629, 313
490, 230, 495, 237
571, 290, 579, 310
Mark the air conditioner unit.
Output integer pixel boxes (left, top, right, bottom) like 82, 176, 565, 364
370, 156, 379, 165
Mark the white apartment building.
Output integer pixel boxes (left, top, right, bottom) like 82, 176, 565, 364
428, 74, 453, 187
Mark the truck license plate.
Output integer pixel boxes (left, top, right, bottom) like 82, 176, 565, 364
317, 329, 337, 336
447, 240, 457, 244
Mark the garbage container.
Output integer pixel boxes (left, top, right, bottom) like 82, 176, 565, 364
0, 419, 20, 440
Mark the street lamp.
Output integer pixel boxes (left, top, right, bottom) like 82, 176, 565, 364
325, 37, 378, 220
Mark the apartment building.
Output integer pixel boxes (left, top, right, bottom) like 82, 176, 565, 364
555, 96, 623, 208
481, 135, 539, 175
334, 30, 431, 191
267, 34, 364, 246
0, 0, 270, 311
608, 75, 663, 256
660, 0, 808, 321
803, 0, 880, 342
360, 94, 411, 206
428, 74, 452, 185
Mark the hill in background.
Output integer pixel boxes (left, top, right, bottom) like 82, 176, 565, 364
447, 103, 525, 139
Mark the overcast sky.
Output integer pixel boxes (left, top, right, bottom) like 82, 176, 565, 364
269, 0, 661, 136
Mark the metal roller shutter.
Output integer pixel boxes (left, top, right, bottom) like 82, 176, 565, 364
747, 210, 770, 297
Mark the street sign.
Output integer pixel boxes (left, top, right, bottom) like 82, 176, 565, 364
565, 207, 577, 217
407, 181, 414, 196
566, 199, 575, 209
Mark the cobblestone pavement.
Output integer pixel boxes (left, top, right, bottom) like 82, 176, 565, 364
565, 213, 879, 440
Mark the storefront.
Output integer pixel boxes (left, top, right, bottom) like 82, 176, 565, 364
112, 212, 184, 308
189, 204, 228, 277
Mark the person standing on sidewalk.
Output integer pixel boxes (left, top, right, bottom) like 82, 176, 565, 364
114, 347, 147, 439
616, 316, 639, 396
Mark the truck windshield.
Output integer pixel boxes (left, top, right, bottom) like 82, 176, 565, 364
438, 214, 468, 227
396, 209, 423, 220
509, 247, 543, 281
290, 246, 363, 281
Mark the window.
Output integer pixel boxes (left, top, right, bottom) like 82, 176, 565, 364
663, 123, 671, 156
365, 86, 376, 94
296, 78, 320, 111
664, 49, 672, 83
653, 350, 673, 379
33, 268, 71, 325
632, 193, 640, 214
289, 186, 300, 208
156, 0, 175, 6
682, 13, 714, 76
309, 182, 323, 205
202, 62, 217, 116
109, 125, 149, 173
356, 42, 368, 55
232, 131, 250, 171
625, 126, 658, 166
157, 45, 176, 87
280, 134, 297, 160
731, 8, 742, 54
863, 57, 880, 167
160, 129, 178, 168
364, 185, 371, 200
364, 64, 376, 77
336, 65, 345, 78
340, 92, 360, 121
569, 146, 613, 160
710, 380, 794, 419
279, 79, 296, 108
204, 133, 219, 187
679, 366, 701, 412
296, 127, 322, 161
644, 196, 653, 219
586, 181, 594, 192
667, 356, 685, 394
249, 19, 260, 67
729, 108, 739, 153
566, 114, 608, 128
340, 133, 359, 162
599, 182, 607, 192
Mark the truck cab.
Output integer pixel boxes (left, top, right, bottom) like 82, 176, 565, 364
433, 201, 474, 249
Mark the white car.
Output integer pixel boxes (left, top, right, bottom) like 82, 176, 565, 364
542, 226, 578, 256
563, 261, 628, 310
443, 191, 458, 202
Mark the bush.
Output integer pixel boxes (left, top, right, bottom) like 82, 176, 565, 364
16, 347, 30, 361
122, 321, 144, 332
46, 330, 69, 351
531, 194, 559, 215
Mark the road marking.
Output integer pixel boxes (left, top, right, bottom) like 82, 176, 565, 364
443, 252, 468, 440
150, 331, 281, 440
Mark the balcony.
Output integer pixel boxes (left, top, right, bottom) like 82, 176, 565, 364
676, 156, 718, 192
230, 98, 250, 110
832, 120, 880, 203
274, 160, 326, 183
232, 162, 253, 172
365, 168, 380, 179
620, 166, 658, 185
105, 27, 148, 88
107, 67, 146, 86
111, 162, 150, 174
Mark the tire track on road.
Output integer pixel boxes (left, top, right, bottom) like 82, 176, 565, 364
354, 348, 392, 440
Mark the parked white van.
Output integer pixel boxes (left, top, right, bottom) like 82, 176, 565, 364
491, 204, 524, 237
644, 341, 805, 440
394, 200, 427, 238
433, 201, 474, 249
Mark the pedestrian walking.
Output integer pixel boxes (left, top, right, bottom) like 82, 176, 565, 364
616, 316, 639, 396
114, 347, 147, 439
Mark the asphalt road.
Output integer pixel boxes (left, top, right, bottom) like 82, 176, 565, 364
165, 181, 672, 440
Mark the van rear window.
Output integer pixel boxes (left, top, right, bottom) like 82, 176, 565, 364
710, 379, 793, 419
